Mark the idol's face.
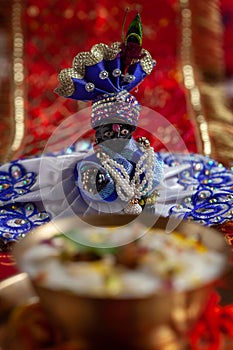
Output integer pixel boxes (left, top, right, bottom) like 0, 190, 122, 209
95, 123, 135, 152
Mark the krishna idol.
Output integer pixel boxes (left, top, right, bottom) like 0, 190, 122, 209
54, 13, 163, 216
0, 14, 233, 248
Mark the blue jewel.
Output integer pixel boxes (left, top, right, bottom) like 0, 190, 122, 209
0, 162, 35, 203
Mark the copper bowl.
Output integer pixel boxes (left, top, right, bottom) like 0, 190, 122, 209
0, 273, 36, 321
13, 215, 231, 350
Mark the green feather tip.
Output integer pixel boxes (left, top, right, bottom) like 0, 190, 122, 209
126, 13, 143, 46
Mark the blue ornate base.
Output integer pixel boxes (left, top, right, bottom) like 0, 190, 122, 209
0, 150, 233, 250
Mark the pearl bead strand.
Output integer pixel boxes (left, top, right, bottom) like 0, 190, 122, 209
96, 138, 155, 214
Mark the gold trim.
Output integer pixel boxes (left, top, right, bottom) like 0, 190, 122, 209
73, 42, 122, 75
179, 0, 212, 156
11, 0, 25, 153
55, 42, 154, 98
184, 0, 233, 166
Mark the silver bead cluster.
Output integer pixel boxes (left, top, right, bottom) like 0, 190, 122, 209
81, 168, 98, 194
137, 137, 151, 149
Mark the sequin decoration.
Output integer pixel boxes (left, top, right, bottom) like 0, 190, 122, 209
0, 163, 35, 203
159, 153, 233, 225
91, 90, 141, 128
0, 203, 50, 246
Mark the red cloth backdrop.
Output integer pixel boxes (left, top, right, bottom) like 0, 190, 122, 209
15, 0, 198, 158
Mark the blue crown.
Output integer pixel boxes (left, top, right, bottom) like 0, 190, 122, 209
55, 14, 156, 128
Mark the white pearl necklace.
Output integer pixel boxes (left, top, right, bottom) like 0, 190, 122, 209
96, 139, 155, 214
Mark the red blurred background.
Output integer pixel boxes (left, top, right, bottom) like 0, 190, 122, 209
1, 0, 233, 165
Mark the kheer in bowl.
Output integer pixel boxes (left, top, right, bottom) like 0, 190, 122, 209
13, 215, 230, 350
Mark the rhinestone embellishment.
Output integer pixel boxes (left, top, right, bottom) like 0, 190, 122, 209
99, 70, 109, 79
123, 73, 136, 83
112, 68, 121, 77
85, 82, 95, 92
